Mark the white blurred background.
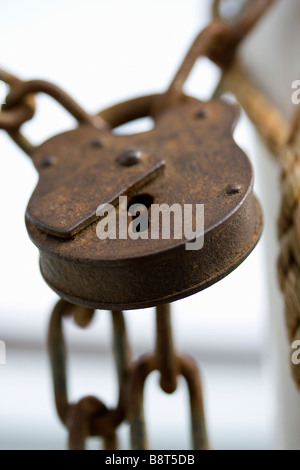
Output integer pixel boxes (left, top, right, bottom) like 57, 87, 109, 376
0, 0, 299, 450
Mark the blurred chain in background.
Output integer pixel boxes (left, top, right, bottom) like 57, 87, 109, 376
48, 301, 208, 450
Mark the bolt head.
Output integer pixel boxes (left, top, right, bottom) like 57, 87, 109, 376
195, 109, 208, 119
226, 183, 242, 195
117, 147, 142, 167
91, 138, 105, 148
41, 155, 57, 168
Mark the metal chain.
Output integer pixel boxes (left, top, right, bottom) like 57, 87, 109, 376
48, 300, 208, 450
152, 0, 276, 116
0, 0, 276, 154
212, 2, 300, 389
48, 301, 131, 450
129, 304, 208, 450
0, 69, 35, 129
0, 70, 107, 157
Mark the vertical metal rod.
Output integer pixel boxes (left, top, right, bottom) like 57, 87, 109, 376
48, 299, 71, 425
111, 310, 132, 450
130, 395, 149, 450
180, 356, 209, 450
104, 433, 118, 450
129, 357, 155, 450
111, 311, 131, 390
156, 304, 178, 394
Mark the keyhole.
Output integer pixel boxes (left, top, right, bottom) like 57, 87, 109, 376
127, 194, 154, 233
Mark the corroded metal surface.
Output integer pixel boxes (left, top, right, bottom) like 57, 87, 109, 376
27, 140, 165, 238
26, 95, 262, 310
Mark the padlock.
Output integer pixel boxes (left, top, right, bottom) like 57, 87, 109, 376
26, 93, 262, 310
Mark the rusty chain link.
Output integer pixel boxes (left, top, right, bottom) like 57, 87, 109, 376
3, 0, 298, 449
152, 0, 276, 116
0, 69, 35, 129
0, 70, 107, 157
129, 304, 208, 450
212, 1, 300, 388
48, 300, 208, 450
0, 0, 275, 154
48, 301, 132, 450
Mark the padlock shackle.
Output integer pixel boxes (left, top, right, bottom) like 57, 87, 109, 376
98, 93, 188, 129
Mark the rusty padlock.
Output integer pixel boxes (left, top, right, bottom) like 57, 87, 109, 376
26, 93, 262, 310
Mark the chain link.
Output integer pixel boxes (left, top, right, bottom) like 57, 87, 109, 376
48, 300, 131, 450
212, 2, 300, 389
48, 300, 208, 450
128, 352, 208, 450
152, 0, 276, 116
0, 69, 35, 129
0, 70, 107, 157
0, 0, 276, 154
